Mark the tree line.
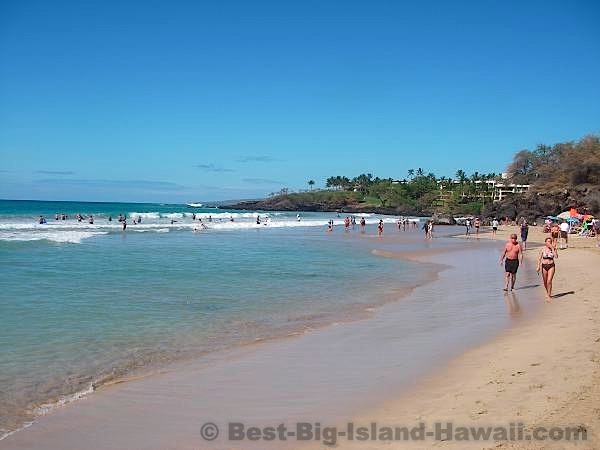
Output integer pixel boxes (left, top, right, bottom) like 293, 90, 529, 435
266, 134, 599, 218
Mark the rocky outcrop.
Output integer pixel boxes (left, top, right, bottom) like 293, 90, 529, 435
481, 186, 599, 222
431, 214, 456, 225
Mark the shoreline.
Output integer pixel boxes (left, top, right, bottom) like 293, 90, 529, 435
0, 229, 550, 449
317, 225, 600, 449
0, 225, 441, 441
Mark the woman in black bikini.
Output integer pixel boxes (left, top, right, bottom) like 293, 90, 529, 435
536, 237, 558, 301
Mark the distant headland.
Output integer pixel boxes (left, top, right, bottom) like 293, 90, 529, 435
225, 135, 600, 222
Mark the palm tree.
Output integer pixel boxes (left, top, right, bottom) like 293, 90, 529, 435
308, 179, 315, 191
340, 176, 351, 191
416, 168, 424, 177
455, 169, 466, 183
407, 169, 415, 179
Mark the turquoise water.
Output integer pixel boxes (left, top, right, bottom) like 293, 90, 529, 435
0, 200, 427, 437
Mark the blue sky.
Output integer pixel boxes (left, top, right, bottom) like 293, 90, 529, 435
1, 0, 599, 202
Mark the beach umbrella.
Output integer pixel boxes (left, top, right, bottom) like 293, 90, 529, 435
546, 215, 558, 220
557, 211, 570, 220
566, 217, 579, 223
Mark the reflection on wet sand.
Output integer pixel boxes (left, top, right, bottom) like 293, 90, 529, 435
504, 292, 522, 318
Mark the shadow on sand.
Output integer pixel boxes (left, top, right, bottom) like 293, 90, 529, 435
516, 284, 540, 290
552, 290, 576, 299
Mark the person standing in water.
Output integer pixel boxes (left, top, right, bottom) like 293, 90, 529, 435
500, 233, 524, 291
536, 236, 558, 301
377, 219, 384, 237
360, 217, 366, 233
474, 217, 481, 237
423, 220, 433, 240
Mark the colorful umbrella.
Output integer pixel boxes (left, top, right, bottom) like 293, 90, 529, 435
557, 211, 570, 220
566, 217, 579, 223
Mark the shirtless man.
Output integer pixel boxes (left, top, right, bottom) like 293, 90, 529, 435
500, 233, 524, 291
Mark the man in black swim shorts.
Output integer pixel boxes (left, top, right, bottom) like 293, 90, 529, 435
500, 233, 524, 291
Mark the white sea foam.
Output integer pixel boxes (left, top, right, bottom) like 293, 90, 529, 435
128, 212, 161, 219
0, 421, 33, 442
164, 213, 184, 219
33, 383, 95, 416
0, 230, 108, 244
0, 214, 411, 243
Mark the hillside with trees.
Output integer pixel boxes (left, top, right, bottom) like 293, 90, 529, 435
226, 135, 600, 219
483, 134, 600, 220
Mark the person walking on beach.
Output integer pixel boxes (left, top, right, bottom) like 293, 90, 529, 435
550, 222, 560, 248
559, 220, 569, 249
344, 216, 350, 232
377, 219, 384, 237
500, 233, 524, 291
520, 219, 529, 250
536, 236, 558, 301
474, 217, 481, 236
492, 218, 499, 237
360, 217, 366, 233
465, 218, 471, 236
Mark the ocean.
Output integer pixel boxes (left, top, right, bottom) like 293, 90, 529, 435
0, 200, 429, 438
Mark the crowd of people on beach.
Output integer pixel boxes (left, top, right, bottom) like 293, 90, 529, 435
497, 209, 598, 301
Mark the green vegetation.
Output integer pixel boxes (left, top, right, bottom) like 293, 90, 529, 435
248, 134, 599, 218
484, 135, 600, 220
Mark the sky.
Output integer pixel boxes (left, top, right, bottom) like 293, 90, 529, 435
1, 0, 599, 203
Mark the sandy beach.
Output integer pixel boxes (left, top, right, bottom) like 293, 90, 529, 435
1, 226, 598, 450
321, 225, 600, 449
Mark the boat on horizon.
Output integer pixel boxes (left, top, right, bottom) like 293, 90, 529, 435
186, 203, 204, 208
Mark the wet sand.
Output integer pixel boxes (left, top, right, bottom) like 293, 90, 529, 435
308, 225, 599, 449
1, 227, 576, 450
